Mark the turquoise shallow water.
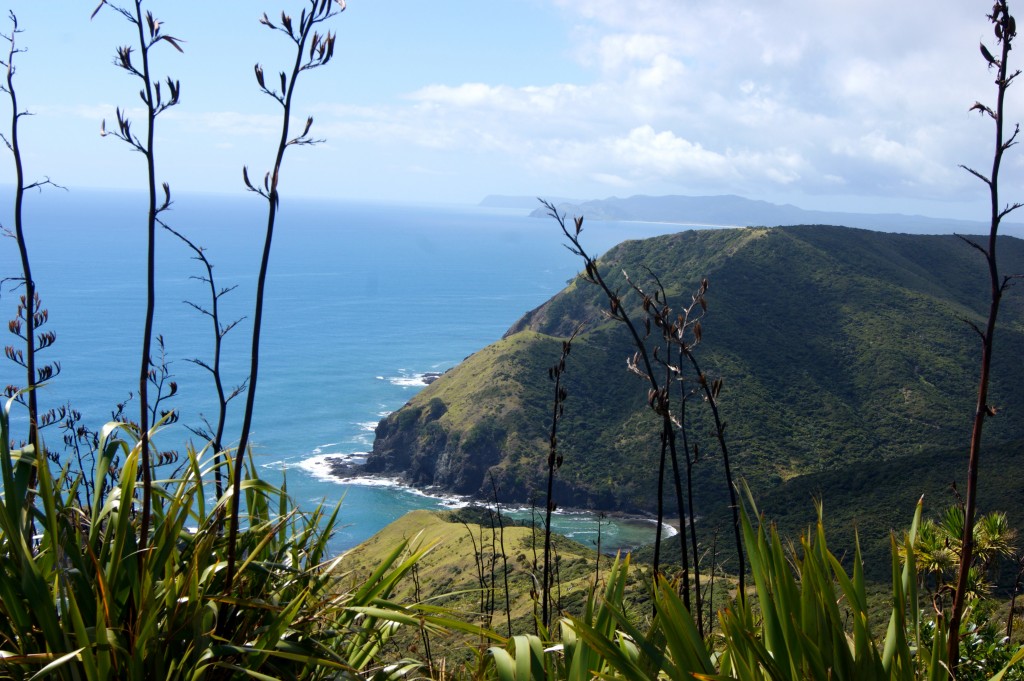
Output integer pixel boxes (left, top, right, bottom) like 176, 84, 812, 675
0, 190, 688, 554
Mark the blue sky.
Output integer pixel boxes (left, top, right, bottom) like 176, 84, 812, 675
0, 0, 1020, 219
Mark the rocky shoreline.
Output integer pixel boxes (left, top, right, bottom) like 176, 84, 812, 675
322, 453, 677, 543
324, 365, 675, 539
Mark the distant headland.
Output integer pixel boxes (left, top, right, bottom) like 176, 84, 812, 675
480, 193, 1024, 237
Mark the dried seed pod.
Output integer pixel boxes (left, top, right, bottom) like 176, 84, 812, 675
982, 42, 998, 65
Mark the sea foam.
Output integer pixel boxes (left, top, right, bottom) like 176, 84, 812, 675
297, 452, 368, 483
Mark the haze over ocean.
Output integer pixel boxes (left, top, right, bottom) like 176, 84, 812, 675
0, 190, 688, 553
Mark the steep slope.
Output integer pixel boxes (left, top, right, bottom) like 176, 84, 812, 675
361, 225, 1024, 514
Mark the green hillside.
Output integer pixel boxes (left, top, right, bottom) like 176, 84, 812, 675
361, 224, 1024, 519
641, 438, 1024, 583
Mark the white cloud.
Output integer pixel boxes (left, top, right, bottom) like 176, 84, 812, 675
9, 0, 1014, 213
830, 129, 961, 192
75, 0, 1014, 210
590, 172, 633, 188
611, 126, 734, 178
633, 54, 686, 90
593, 33, 675, 73
412, 83, 504, 108
539, 0, 1016, 208
409, 82, 593, 119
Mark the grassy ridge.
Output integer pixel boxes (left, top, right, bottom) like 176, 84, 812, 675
335, 509, 662, 660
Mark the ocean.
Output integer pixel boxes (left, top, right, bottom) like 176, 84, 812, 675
0, 189, 688, 554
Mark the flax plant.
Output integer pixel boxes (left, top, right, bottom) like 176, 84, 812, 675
950, 0, 1024, 668
542, 494, 1024, 681
93, 0, 182, 555
543, 198, 745, 608
227, 0, 344, 591
0, 11, 63, 486
543, 323, 581, 629
678, 381, 704, 633
0, 399, 436, 679
488, 556, 644, 681
541, 200, 676, 581
163, 224, 247, 500
481, 504, 1024, 681
491, 475, 514, 637
623, 268, 710, 632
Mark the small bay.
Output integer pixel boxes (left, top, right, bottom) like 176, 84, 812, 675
1, 189, 689, 554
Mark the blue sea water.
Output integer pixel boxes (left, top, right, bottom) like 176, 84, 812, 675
0, 189, 688, 554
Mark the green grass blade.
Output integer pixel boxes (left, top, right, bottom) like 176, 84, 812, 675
26, 648, 87, 681
489, 646, 517, 681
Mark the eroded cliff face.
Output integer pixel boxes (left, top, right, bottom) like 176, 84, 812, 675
365, 396, 508, 495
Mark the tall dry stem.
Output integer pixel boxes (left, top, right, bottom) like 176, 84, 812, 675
543, 324, 580, 629
948, 0, 1022, 668
93, 0, 182, 553
226, 0, 343, 590
163, 224, 247, 500
544, 198, 746, 606
0, 12, 63, 494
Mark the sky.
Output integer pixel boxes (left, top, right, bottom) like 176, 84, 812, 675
0, 0, 1020, 219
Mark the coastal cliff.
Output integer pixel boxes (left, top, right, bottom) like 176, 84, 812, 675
356, 225, 1024, 512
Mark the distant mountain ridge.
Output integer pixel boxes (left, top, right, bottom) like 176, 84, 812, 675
506, 193, 1024, 236
479, 195, 580, 210
359, 224, 1024, 518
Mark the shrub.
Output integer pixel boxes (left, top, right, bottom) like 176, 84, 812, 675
0, 399, 434, 679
